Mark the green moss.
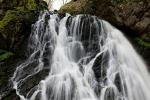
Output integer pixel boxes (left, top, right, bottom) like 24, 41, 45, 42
0, 50, 13, 61
0, 0, 48, 51
0, 6, 37, 49
26, 0, 37, 10
0, 0, 46, 32
136, 38, 150, 48
0, 10, 16, 30
0, 8, 35, 31
15, 6, 25, 11
0, 10, 23, 40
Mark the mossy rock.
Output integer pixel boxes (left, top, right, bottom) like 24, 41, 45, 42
60, 0, 98, 15
0, 10, 17, 30
0, 0, 48, 51
0, 9, 35, 50
0, 0, 49, 49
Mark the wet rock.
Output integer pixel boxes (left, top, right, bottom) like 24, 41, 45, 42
1, 90, 20, 100
92, 51, 109, 82
104, 87, 115, 100
0, 56, 25, 100
18, 69, 49, 97
114, 73, 122, 92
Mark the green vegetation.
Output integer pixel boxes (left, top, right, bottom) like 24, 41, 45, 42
136, 34, 150, 48
136, 38, 150, 47
15, 6, 25, 11
0, 10, 16, 30
0, 0, 48, 50
26, 0, 37, 10
0, 9, 33, 49
0, 50, 13, 61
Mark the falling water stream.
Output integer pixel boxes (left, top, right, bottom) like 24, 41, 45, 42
11, 11, 150, 100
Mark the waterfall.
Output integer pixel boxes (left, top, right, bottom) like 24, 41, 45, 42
11, 11, 150, 100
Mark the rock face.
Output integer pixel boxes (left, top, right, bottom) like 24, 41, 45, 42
60, 0, 150, 68
0, 0, 48, 99
0, 0, 48, 52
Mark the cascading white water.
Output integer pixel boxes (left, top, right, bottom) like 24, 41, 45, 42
11, 11, 150, 100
